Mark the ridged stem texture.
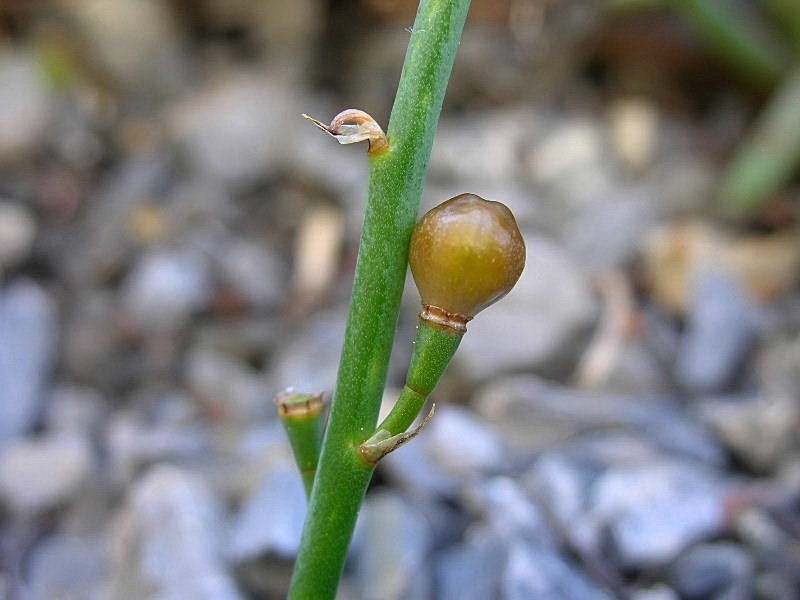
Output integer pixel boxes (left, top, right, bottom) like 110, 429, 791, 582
287, 1, 472, 598
378, 318, 463, 436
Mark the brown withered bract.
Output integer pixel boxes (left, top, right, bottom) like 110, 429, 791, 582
409, 194, 525, 330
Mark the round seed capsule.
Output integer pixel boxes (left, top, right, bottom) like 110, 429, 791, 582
409, 193, 525, 328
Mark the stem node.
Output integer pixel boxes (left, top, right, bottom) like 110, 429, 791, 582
358, 403, 436, 466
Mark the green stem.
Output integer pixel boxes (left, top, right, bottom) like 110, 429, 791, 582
287, 2, 471, 598
669, 0, 787, 89
378, 318, 462, 435
719, 65, 800, 218
276, 392, 325, 498
762, 0, 800, 52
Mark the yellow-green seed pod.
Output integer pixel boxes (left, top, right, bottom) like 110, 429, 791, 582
409, 193, 525, 331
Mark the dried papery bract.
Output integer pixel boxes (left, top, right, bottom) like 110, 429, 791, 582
302, 109, 388, 156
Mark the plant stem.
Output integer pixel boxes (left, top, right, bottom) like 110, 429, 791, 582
276, 392, 325, 498
719, 66, 800, 218
377, 318, 462, 435
287, 2, 471, 598
670, 0, 786, 89
762, 0, 800, 52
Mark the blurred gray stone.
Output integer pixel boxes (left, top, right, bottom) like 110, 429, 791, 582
426, 406, 505, 478
70, 0, 184, 94
61, 290, 118, 383
475, 375, 724, 464
501, 538, 612, 600
0, 202, 36, 273
185, 347, 269, 423
457, 235, 595, 379
527, 451, 731, 570
430, 109, 534, 186
106, 395, 211, 485
670, 543, 753, 600
271, 307, 346, 394
0, 280, 57, 446
460, 479, 611, 600
228, 463, 306, 562
122, 249, 212, 332
203, 0, 320, 72
45, 384, 106, 437
25, 534, 108, 600
381, 433, 460, 500
109, 464, 242, 600
437, 530, 505, 600
564, 192, 658, 273
631, 585, 680, 600
754, 572, 797, 600
467, 477, 553, 543
0, 434, 92, 515
591, 461, 729, 568
354, 492, 433, 600
695, 394, 798, 473
167, 73, 296, 185
213, 239, 284, 309
0, 52, 52, 161
676, 270, 757, 394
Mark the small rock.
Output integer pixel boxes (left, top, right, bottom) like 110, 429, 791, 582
167, 73, 296, 185
109, 464, 242, 600
644, 222, 800, 315
676, 270, 757, 394
431, 108, 534, 186
354, 492, 433, 600
590, 461, 729, 568
631, 585, 680, 600
0, 434, 92, 514
228, 463, 306, 562
271, 307, 347, 394
457, 235, 595, 379
106, 395, 211, 485
426, 406, 504, 477
60, 290, 118, 383
288, 205, 345, 313
695, 394, 798, 473
754, 572, 797, 600
0, 52, 52, 161
437, 529, 505, 600
563, 193, 659, 273
45, 384, 106, 437
70, 0, 183, 94
475, 375, 723, 464
501, 538, 612, 600
381, 434, 460, 499
609, 97, 659, 173
0, 280, 57, 446
466, 477, 553, 543
25, 534, 108, 600
213, 239, 284, 309
185, 347, 269, 423
670, 543, 753, 600
0, 202, 36, 272
122, 249, 212, 332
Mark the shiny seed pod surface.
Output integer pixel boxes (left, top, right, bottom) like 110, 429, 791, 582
409, 193, 525, 319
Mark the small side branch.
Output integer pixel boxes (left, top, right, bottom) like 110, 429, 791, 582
275, 391, 326, 498
359, 404, 436, 466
